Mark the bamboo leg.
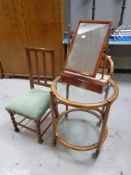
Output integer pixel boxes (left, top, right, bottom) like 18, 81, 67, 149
35, 120, 43, 144
50, 91, 58, 145
92, 150, 100, 159
10, 112, 19, 132
97, 86, 110, 127
65, 84, 70, 118
92, 103, 111, 159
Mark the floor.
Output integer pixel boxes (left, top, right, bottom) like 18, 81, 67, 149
0, 74, 131, 175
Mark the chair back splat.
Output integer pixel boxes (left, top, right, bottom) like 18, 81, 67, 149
25, 47, 55, 89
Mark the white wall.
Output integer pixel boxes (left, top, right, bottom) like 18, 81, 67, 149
64, 0, 131, 70
64, 0, 131, 30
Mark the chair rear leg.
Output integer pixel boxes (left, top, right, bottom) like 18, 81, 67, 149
9, 112, 19, 132
35, 120, 43, 144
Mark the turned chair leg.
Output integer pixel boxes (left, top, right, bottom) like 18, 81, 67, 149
52, 118, 57, 145
35, 120, 43, 144
9, 112, 19, 132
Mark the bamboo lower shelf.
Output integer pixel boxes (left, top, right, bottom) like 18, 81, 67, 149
50, 76, 119, 158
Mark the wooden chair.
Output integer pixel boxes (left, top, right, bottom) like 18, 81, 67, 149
6, 47, 55, 143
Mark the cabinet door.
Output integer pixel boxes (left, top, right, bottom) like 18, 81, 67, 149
21, 0, 64, 75
0, 0, 28, 76
0, 0, 64, 77
0, 61, 3, 78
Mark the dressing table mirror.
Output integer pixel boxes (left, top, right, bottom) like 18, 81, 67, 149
61, 20, 112, 93
51, 20, 119, 159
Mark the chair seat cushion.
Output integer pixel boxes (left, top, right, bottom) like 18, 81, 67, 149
6, 89, 50, 120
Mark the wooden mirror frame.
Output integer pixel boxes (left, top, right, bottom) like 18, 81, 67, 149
63, 20, 112, 77
61, 20, 112, 94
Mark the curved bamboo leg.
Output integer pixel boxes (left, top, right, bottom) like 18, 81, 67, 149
10, 112, 19, 132
96, 86, 110, 128
92, 103, 111, 159
50, 91, 59, 145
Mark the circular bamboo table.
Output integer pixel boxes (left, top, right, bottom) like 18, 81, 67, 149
51, 76, 119, 158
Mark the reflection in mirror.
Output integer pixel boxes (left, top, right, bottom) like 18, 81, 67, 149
65, 22, 109, 76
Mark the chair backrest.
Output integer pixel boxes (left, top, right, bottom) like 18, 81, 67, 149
25, 47, 55, 88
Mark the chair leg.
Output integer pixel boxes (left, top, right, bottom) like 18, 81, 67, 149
52, 115, 57, 145
35, 120, 43, 144
9, 112, 19, 132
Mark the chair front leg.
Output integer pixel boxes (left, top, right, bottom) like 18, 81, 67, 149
35, 120, 43, 144
9, 112, 19, 132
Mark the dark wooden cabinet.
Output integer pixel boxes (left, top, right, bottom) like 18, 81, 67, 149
0, 0, 64, 77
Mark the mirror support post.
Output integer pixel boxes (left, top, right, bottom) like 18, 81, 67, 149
101, 24, 111, 79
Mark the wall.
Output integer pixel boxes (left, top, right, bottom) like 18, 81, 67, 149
64, 0, 131, 70
64, 0, 71, 30
65, 0, 131, 30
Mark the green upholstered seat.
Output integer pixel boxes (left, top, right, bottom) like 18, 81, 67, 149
6, 89, 50, 120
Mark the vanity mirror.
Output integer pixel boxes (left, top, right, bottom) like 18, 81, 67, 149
61, 20, 112, 93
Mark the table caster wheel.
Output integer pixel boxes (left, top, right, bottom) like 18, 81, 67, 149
92, 150, 100, 159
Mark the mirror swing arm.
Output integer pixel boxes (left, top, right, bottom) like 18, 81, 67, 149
61, 20, 112, 94
101, 22, 112, 80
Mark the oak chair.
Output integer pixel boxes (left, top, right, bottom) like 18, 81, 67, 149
6, 47, 55, 143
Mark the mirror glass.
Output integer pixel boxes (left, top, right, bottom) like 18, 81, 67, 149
65, 22, 109, 75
